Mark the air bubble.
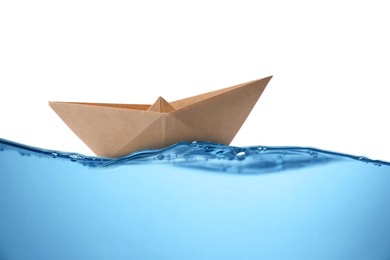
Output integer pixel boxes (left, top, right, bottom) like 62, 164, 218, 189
358, 156, 369, 163
236, 151, 246, 160
69, 154, 79, 162
52, 152, 58, 158
157, 154, 164, 160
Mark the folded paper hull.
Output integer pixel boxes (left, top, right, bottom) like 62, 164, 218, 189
49, 76, 272, 157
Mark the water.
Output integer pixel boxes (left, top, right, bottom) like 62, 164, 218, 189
0, 138, 389, 260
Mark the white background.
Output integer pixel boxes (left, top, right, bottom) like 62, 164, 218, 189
1, 0, 389, 161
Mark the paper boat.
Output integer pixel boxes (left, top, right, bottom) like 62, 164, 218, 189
49, 76, 272, 157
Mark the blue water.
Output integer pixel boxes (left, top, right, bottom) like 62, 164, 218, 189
1, 138, 389, 260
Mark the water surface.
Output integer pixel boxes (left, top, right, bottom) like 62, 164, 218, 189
1, 138, 389, 260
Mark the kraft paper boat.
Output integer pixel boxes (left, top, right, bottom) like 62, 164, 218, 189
49, 76, 272, 157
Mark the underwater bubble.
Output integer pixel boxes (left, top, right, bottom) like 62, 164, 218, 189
203, 145, 214, 152
52, 152, 58, 158
236, 151, 246, 160
373, 161, 382, 167
69, 154, 80, 162
275, 156, 284, 171
157, 154, 164, 160
358, 156, 369, 163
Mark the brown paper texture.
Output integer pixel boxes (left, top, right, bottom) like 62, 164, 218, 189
49, 76, 272, 157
